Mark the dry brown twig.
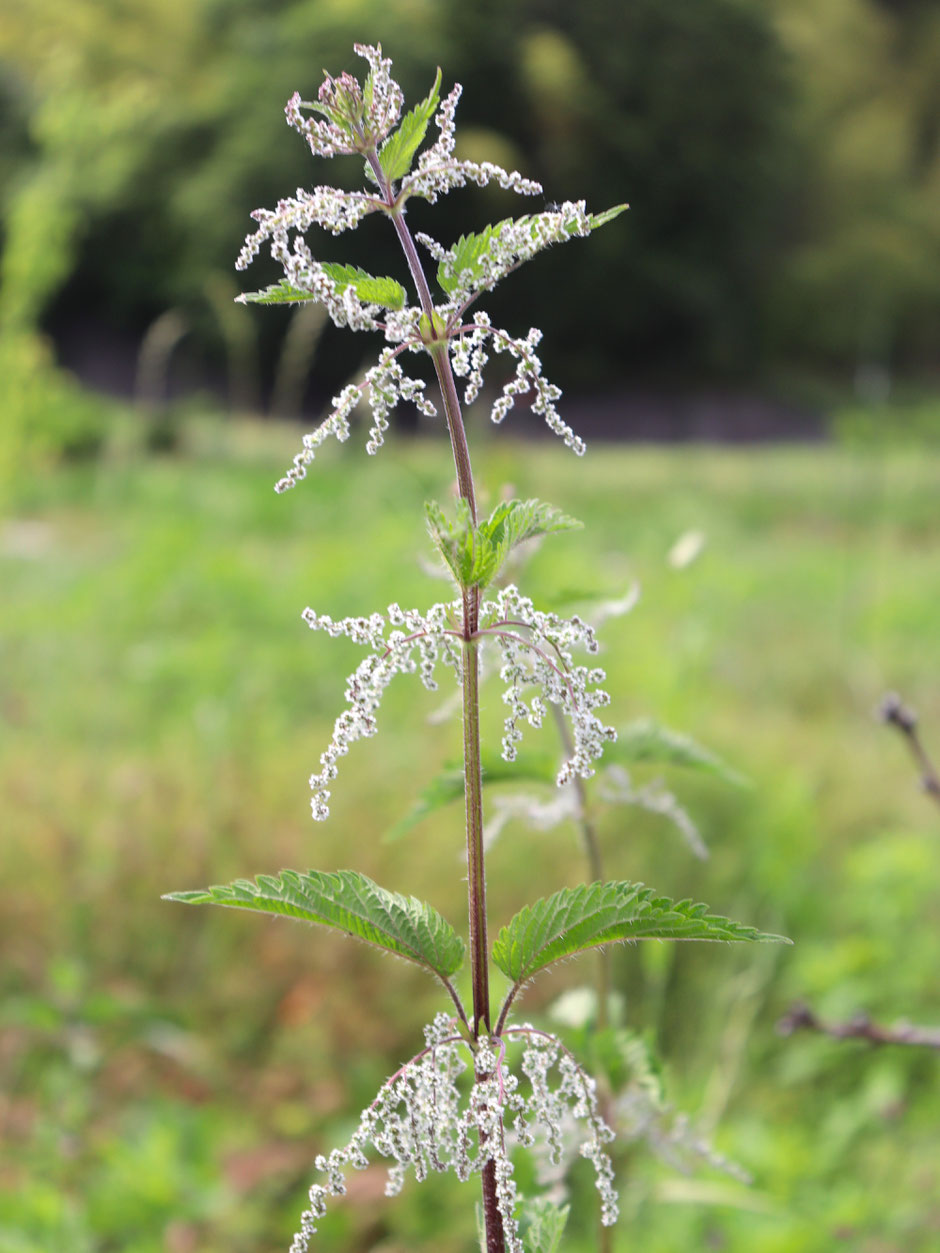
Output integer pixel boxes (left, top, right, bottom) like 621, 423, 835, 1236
777, 692, 939, 1051
777, 1002, 940, 1050
878, 691, 940, 807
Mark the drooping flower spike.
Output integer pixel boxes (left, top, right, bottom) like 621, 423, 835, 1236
301, 587, 615, 821
288, 1014, 617, 1253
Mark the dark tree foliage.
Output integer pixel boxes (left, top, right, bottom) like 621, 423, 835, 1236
1, 0, 938, 405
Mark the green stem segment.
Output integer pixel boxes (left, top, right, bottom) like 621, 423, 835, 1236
462, 632, 489, 1034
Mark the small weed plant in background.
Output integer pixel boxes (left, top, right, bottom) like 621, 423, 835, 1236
165, 44, 790, 1253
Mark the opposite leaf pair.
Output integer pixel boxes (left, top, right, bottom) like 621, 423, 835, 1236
165, 868, 788, 1036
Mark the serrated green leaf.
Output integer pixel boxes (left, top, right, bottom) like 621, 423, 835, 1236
481, 498, 582, 553
424, 497, 500, 588
378, 67, 442, 184
320, 263, 406, 311
608, 719, 746, 786
164, 869, 464, 981
493, 881, 790, 987
425, 497, 477, 586
236, 280, 322, 306
437, 220, 509, 296
589, 203, 630, 229
437, 206, 621, 298
523, 1200, 570, 1253
425, 497, 580, 593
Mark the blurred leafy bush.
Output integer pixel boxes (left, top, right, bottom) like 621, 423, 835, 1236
0, 333, 112, 505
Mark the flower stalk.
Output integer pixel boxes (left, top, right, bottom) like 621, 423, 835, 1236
162, 40, 789, 1253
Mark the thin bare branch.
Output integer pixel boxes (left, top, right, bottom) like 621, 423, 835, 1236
777, 1002, 940, 1050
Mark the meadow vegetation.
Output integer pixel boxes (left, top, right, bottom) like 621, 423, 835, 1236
3, 426, 939, 1251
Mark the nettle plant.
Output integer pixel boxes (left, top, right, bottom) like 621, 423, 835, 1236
166, 45, 789, 1253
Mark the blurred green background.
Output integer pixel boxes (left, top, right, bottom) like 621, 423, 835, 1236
2, 1, 940, 1251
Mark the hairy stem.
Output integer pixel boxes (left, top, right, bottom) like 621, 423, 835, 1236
378, 157, 501, 1252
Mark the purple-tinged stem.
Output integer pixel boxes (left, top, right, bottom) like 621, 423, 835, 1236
371, 151, 502, 1253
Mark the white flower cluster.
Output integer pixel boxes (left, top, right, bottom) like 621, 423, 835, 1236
483, 586, 615, 784
301, 599, 463, 818
398, 82, 542, 205
300, 587, 614, 819
238, 48, 604, 490
289, 1015, 617, 1253
600, 764, 708, 861
614, 1084, 751, 1185
452, 315, 586, 455
482, 787, 580, 852
236, 188, 382, 271
285, 44, 404, 158
275, 344, 436, 493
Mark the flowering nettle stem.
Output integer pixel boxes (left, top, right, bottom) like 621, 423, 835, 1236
362, 144, 491, 1041
378, 148, 502, 1248
365, 113, 502, 1246
215, 43, 740, 1253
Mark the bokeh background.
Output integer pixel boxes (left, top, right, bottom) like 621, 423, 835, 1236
2, 1, 939, 1250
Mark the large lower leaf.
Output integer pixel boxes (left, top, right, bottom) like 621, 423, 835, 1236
165, 869, 464, 981
493, 881, 789, 987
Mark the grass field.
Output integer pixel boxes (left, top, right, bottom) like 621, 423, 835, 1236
3, 422, 940, 1252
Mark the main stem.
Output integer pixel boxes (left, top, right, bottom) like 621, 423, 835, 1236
376, 163, 503, 1253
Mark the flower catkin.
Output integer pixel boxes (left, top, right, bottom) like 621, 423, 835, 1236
289, 1015, 618, 1253
301, 589, 614, 821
